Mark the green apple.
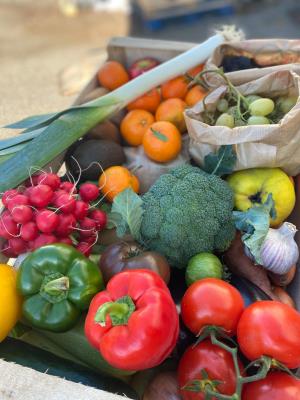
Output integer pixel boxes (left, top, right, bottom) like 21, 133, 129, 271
227, 168, 295, 227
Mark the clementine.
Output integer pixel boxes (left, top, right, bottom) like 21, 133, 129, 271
155, 98, 187, 133
127, 88, 161, 113
98, 61, 129, 91
99, 166, 139, 203
143, 121, 182, 163
120, 110, 155, 146
185, 85, 207, 107
161, 76, 188, 100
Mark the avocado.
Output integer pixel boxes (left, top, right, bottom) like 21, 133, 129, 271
66, 139, 126, 181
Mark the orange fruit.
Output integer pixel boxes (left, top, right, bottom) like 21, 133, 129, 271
99, 166, 139, 203
161, 76, 188, 100
98, 61, 129, 91
187, 64, 205, 78
120, 109, 155, 146
185, 86, 207, 107
143, 121, 182, 163
127, 88, 161, 113
155, 98, 187, 133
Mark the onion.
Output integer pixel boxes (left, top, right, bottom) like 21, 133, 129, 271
143, 372, 181, 400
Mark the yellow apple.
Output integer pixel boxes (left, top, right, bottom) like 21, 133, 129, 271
227, 168, 296, 227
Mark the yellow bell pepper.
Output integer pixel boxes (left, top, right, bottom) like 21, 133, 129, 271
0, 264, 22, 341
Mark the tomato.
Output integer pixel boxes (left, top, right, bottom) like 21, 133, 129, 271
242, 372, 300, 400
181, 278, 244, 335
178, 339, 241, 400
237, 301, 300, 369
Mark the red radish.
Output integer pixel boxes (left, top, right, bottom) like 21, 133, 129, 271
59, 237, 73, 245
11, 205, 33, 224
2, 189, 19, 207
20, 222, 39, 241
37, 173, 61, 190
25, 175, 40, 187
79, 183, 99, 202
36, 209, 59, 233
52, 192, 76, 214
0, 214, 19, 239
51, 189, 66, 203
7, 194, 29, 212
60, 182, 77, 193
89, 209, 107, 231
79, 217, 97, 238
55, 214, 76, 237
129, 57, 160, 79
1, 242, 18, 258
82, 233, 97, 244
74, 200, 89, 220
77, 242, 92, 257
8, 237, 27, 255
29, 185, 53, 208
32, 234, 57, 250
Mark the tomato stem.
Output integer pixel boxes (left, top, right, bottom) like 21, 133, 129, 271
210, 330, 243, 399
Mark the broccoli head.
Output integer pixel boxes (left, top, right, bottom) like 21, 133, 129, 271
140, 164, 235, 268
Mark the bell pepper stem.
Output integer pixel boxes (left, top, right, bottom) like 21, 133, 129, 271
43, 276, 69, 296
95, 295, 135, 327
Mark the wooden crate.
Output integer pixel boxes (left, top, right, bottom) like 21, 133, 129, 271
2, 35, 300, 399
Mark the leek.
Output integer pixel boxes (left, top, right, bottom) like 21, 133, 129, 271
0, 34, 225, 191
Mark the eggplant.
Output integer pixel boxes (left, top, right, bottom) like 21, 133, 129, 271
230, 275, 272, 306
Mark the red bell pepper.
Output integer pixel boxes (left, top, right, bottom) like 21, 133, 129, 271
84, 269, 179, 371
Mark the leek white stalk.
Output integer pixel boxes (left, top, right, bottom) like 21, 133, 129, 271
0, 34, 225, 191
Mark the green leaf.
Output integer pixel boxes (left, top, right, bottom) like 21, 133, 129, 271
233, 194, 276, 264
111, 188, 144, 240
151, 128, 168, 142
4, 112, 60, 130
0, 101, 120, 192
0, 129, 42, 151
203, 145, 237, 176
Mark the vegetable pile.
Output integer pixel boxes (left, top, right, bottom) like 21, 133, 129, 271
1, 37, 300, 400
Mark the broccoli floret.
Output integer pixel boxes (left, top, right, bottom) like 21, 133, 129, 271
140, 164, 235, 268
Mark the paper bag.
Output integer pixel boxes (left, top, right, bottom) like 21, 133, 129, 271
205, 39, 300, 86
186, 70, 300, 176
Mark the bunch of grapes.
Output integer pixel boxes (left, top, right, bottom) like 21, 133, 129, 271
0, 173, 107, 258
190, 68, 297, 128
214, 94, 297, 128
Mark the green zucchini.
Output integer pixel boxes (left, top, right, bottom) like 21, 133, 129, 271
38, 316, 135, 378
0, 337, 137, 399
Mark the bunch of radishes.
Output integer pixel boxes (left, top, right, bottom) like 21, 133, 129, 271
0, 172, 107, 258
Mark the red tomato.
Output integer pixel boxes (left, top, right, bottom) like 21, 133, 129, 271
181, 278, 245, 335
237, 301, 300, 369
178, 339, 241, 400
242, 372, 300, 400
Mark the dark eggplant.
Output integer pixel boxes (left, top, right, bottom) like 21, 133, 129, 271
230, 275, 272, 306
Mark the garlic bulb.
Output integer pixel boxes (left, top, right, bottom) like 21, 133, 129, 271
259, 222, 299, 275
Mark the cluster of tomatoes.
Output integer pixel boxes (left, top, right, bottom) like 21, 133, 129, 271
0, 173, 107, 257
97, 58, 207, 164
178, 278, 300, 399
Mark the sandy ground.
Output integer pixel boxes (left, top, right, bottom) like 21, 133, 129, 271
0, 2, 129, 136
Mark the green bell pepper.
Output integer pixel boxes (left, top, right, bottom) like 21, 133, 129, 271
17, 244, 104, 332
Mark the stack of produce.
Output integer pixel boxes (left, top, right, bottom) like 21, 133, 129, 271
1, 40, 300, 400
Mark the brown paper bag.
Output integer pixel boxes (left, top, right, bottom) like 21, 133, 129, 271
205, 39, 300, 86
186, 70, 300, 176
